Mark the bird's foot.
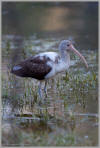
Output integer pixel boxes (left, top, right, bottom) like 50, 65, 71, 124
38, 83, 47, 105
38, 95, 47, 105
44, 92, 48, 98
44, 88, 48, 98
38, 99, 46, 106
38, 92, 46, 105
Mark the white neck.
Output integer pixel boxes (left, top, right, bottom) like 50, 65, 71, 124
60, 50, 70, 67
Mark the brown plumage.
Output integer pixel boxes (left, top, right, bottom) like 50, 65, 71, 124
11, 55, 52, 80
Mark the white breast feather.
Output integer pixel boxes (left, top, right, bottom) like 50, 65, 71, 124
45, 59, 68, 79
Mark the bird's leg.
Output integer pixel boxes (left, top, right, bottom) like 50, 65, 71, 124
44, 80, 48, 98
38, 81, 43, 100
38, 81, 45, 105
38, 82, 44, 114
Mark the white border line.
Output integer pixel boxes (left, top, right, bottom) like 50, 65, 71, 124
1, 0, 100, 2
0, 1, 1, 147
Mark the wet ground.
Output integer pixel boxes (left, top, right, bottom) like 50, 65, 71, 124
1, 2, 98, 146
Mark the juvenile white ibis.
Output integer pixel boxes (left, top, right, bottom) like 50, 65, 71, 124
11, 40, 88, 98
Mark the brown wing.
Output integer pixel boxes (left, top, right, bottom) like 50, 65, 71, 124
11, 56, 52, 80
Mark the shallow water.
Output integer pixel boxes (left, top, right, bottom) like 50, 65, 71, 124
2, 2, 98, 146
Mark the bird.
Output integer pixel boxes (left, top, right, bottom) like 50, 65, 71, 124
11, 40, 88, 99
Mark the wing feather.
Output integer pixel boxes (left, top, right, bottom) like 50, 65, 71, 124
11, 55, 52, 80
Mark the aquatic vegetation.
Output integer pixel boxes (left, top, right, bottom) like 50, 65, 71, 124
2, 36, 98, 146
2, 37, 98, 112
55, 134, 75, 146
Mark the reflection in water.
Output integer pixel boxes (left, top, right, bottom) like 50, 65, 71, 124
2, 2, 98, 146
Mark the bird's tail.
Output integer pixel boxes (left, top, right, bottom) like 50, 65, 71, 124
11, 65, 26, 77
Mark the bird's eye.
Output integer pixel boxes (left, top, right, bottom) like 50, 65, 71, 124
67, 44, 70, 47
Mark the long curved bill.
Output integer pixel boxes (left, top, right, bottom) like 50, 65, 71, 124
70, 44, 88, 68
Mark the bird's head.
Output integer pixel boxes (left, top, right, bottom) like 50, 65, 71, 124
59, 40, 88, 68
